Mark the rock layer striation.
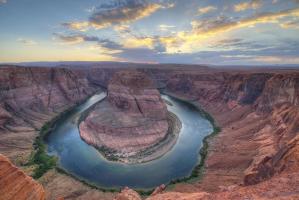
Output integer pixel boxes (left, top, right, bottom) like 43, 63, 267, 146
0, 154, 45, 200
79, 70, 170, 163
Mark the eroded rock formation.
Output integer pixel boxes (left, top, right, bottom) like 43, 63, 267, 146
0, 154, 45, 200
165, 71, 299, 191
0, 66, 99, 164
79, 70, 170, 162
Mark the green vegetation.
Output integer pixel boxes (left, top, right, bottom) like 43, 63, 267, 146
25, 92, 100, 179
25, 122, 57, 179
56, 167, 121, 193
24, 98, 81, 179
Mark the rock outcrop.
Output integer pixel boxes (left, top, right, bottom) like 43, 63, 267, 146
79, 70, 170, 163
0, 66, 99, 164
115, 171, 299, 200
114, 187, 141, 200
0, 154, 45, 200
164, 70, 299, 191
0, 66, 105, 200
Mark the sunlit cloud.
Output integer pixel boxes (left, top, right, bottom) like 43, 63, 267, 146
234, 0, 263, 12
114, 24, 131, 31
156, 7, 299, 54
193, 7, 299, 34
61, 22, 90, 32
198, 6, 217, 15
123, 37, 155, 49
63, 0, 173, 31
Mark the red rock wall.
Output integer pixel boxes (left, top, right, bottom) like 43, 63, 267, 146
0, 154, 45, 200
0, 66, 99, 163
164, 70, 299, 186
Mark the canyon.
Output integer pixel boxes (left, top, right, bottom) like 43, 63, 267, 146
0, 64, 298, 199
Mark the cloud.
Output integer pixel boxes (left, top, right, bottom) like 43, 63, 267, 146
85, 6, 96, 13
234, 0, 263, 12
280, 19, 299, 28
158, 7, 299, 54
0, 0, 7, 4
192, 7, 299, 35
63, 0, 172, 31
211, 38, 249, 49
17, 38, 37, 46
114, 24, 131, 33
55, 5, 299, 64
159, 24, 175, 31
53, 33, 122, 49
123, 37, 155, 49
122, 34, 166, 53
198, 6, 217, 15
210, 38, 273, 52
89, 1, 162, 29
61, 22, 90, 32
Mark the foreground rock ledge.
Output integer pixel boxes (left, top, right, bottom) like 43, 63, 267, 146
0, 154, 45, 200
79, 70, 178, 163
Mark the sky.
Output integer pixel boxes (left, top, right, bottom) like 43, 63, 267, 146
0, 0, 299, 65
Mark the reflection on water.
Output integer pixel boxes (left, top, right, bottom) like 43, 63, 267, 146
46, 92, 213, 189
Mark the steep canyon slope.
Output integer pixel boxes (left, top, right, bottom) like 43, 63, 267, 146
164, 70, 299, 192
0, 66, 99, 163
0, 66, 110, 200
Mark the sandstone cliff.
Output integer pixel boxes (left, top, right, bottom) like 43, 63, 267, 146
79, 70, 170, 162
164, 70, 299, 190
0, 66, 98, 164
0, 153, 45, 200
0, 66, 105, 200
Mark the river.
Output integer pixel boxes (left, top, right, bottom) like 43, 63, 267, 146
45, 92, 213, 190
